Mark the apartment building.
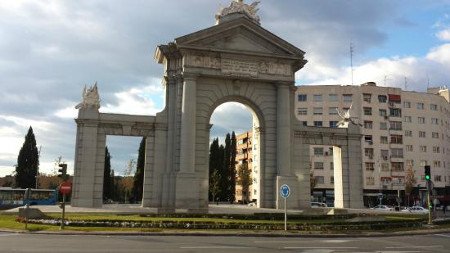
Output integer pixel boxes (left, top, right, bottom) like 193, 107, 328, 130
295, 82, 450, 207
234, 131, 257, 203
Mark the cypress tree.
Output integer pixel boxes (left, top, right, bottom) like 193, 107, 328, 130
217, 144, 225, 201
228, 131, 237, 203
208, 138, 221, 201
15, 126, 39, 188
103, 146, 112, 201
132, 137, 146, 203
222, 133, 231, 202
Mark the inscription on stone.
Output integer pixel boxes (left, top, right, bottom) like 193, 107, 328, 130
221, 58, 258, 77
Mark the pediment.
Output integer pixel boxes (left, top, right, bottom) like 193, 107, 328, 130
175, 17, 305, 59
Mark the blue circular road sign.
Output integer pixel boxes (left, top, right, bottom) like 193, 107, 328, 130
280, 184, 290, 198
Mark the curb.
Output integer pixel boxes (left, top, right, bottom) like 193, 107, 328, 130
2, 227, 450, 238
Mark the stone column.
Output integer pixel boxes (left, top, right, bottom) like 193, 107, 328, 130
179, 74, 197, 173
175, 74, 203, 212
275, 83, 297, 209
276, 83, 291, 175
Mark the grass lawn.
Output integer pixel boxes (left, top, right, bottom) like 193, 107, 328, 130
0, 212, 429, 233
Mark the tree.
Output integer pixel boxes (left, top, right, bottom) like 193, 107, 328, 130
227, 131, 237, 203
222, 133, 231, 201
237, 162, 252, 203
103, 147, 113, 201
208, 138, 221, 201
310, 159, 316, 193
404, 165, 416, 207
210, 170, 221, 204
15, 127, 39, 188
132, 137, 146, 203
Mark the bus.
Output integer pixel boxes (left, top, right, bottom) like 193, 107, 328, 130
0, 187, 58, 208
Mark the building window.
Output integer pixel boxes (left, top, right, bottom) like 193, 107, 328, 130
390, 148, 404, 158
380, 122, 387, 130
391, 162, 404, 172
430, 104, 438, 111
432, 132, 439, 138
329, 107, 338, 115
390, 108, 402, 117
389, 121, 402, 130
434, 175, 442, 182
365, 148, 374, 159
301, 121, 307, 126
417, 102, 424, 110
380, 136, 388, 144
364, 121, 373, 129
390, 135, 403, 144
381, 163, 390, 171
434, 161, 441, 168
406, 160, 414, 167
298, 94, 307, 102
297, 108, 307, 115
313, 147, 324, 156
314, 121, 323, 127
363, 107, 372, 115
404, 116, 412, 122
431, 118, 439, 125
405, 130, 412, 137
329, 121, 338, 128
365, 135, 373, 145
420, 160, 428, 166
406, 145, 413, 152
343, 94, 352, 102
329, 94, 338, 101
363, 93, 372, 103
330, 162, 334, 170
381, 150, 389, 160
365, 162, 375, 171
404, 101, 411, 108
419, 131, 426, 138
313, 94, 322, 102
313, 107, 323, 115
420, 145, 427, 152
366, 177, 375, 185
418, 117, 425, 124
330, 176, 334, 184
315, 176, 324, 184
433, 146, 440, 153
378, 95, 387, 103
314, 162, 324, 170
379, 109, 387, 117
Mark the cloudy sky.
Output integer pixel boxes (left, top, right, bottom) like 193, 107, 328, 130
1, 0, 450, 177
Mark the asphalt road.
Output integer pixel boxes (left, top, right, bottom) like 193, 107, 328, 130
0, 232, 450, 253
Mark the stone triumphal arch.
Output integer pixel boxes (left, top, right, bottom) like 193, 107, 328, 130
71, 0, 364, 212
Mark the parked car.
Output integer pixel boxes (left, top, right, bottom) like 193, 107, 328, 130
401, 206, 429, 214
311, 202, 327, 208
371, 205, 394, 211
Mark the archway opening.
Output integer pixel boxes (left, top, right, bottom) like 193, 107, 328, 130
104, 136, 144, 204
209, 101, 261, 206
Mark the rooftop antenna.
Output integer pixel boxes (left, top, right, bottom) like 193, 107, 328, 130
384, 75, 390, 86
404, 76, 408, 91
350, 42, 354, 85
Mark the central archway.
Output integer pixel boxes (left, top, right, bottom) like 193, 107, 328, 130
207, 98, 263, 206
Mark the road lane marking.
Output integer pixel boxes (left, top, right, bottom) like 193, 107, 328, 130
0, 233, 19, 237
435, 233, 450, 238
180, 246, 253, 249
283, 246, 358, 249
254, 239, 352, 243
385, 245, 443, 249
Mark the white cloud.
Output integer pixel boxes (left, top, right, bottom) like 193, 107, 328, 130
102, 85, 164, 116
427, 43, 450, 65
436, 29, 450, 41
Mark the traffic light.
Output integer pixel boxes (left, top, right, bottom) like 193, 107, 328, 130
58, 163, 68, 180
424, 165, 431, 181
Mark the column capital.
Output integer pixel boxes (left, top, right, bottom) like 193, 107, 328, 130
182, 73, 198, 82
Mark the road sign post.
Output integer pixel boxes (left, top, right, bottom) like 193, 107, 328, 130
280, 184, 290, 231
59, 181, 72, 230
